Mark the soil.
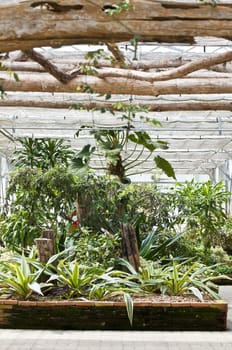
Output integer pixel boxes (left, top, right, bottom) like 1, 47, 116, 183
0, 292, 213, 303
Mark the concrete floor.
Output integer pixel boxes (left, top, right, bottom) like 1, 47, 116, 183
0, 286, 231, 350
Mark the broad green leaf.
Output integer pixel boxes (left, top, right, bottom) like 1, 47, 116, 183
71, 261, 80, 287
124, 293, 134, 326
188, 287, 204, 302
128, 131, 156, 152
29, 282, 43, 296
20, 254, 30, 277
154, 156, 176, 179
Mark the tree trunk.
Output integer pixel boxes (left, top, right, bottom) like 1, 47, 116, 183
1, 1, 232, 52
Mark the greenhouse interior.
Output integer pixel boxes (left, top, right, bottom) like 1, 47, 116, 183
0, 0, 232, 335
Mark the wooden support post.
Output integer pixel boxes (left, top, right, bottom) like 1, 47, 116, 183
121, 223, 140, 272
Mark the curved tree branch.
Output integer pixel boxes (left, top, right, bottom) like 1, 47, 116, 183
96, 50, 232, 82
24, 49, 80, 83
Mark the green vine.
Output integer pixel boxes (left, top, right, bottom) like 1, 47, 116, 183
104, 0, 132, 15
199, 0, 217, 7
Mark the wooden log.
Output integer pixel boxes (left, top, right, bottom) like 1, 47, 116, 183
121, 223, 140, 271
1, 95, 232, 111
1, 1, 232, 52
3, 71, 232, 95
35, 238, 54, 264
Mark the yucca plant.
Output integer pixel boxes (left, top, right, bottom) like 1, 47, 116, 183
0, 254, 49, 299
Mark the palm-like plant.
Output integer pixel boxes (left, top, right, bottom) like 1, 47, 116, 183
12, 137, 74, 169
73, 105, 175, 182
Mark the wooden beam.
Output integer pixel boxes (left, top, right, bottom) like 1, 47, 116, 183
3, 72, 232, 95
1, 95, 232, 111
1, 1, 232, 52
3, 55, 232, 74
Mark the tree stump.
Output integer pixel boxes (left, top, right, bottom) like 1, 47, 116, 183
35, 230, 55, 264
121, 223, 140, 272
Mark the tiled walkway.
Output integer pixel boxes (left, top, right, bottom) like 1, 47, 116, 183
0, 286, 231, 350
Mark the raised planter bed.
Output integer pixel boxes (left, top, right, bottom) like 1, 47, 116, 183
0, 299, 228, 331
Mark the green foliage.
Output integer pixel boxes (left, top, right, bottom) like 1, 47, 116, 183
213, 262, 232, 276
72, 174, 177, 237
198, 246, 231, 266
139, 227, 185, 261
199, 0, 217, 7
73, 174, 123, 233
0, 254, 48, 299
119, 258, 223, 301
154, 156, 176, 180
219, 216, 232, 254
74, 126, 174, 182
73, 101, 175, 182
124, 293, 134, 326
2, 165, 78, 249
80, 48, 111, 72
47, 259, 103, 298
1, 209, 41, 249
0, 85, 6, 99
12, 138, 74, 169
173, 180, 230, 251
1, 137, 78, 250
65, 227, 121, 269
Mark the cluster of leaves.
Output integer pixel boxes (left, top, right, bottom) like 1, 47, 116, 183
1, 165, 78, 249
1, 138, 78, 249
71, 174, 178, 240
73, 110, 175, 182
12, 138, 74, 169
0, 253, 49, 299
172, 180, 230, 252
65, 227, 121, 269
